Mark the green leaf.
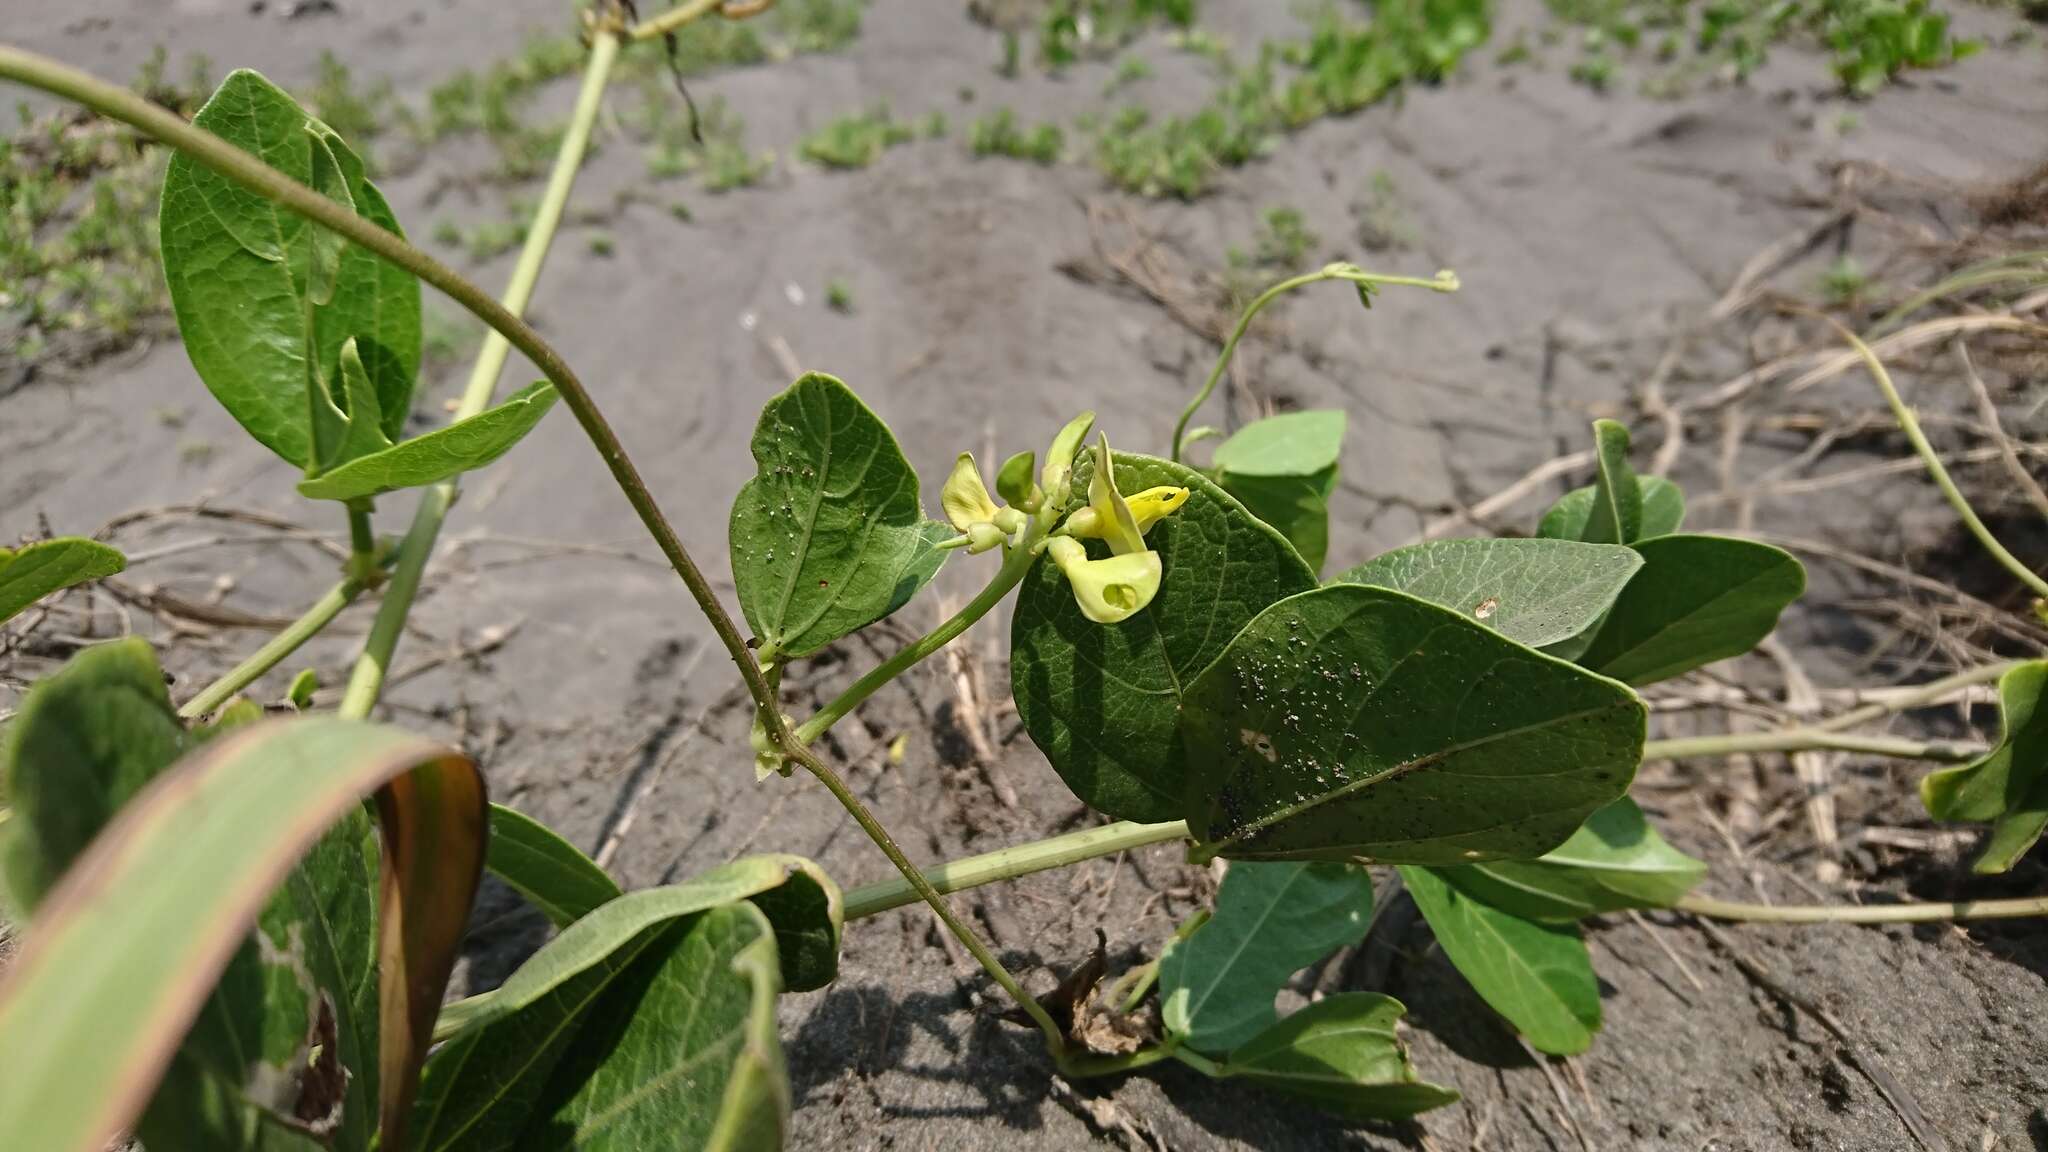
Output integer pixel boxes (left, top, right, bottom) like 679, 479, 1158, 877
1581, 419, 1640, 545
1210, 410, 1346, 477
464, 856, 839, 1016
1182, 584, 1645, 863
287, 669, 320, 710
1921, 661, 2048, 874
1209, 412, 1347, 573
1219, 465, 1337, 574
1334, 538, 1643, 650
2, 639, 190, 912
310, 337, 396, 477
161, 70, 420, 468
1572, 535, 1804, 685
303, 125, 355, 307
524, 902, 787, 1152
728, 373, 947, 661
1425, 798, 1706, 921
0, 538, 126, 626
0, 706, 485, 1152
415, 857, 836, 1149
296, 382, 558, 501
1219, 994, 1459, 1119
1539, 476, 1685, 542
1158, 861, 1374, 1055
1398, 865, 1601, 1055
1011, 451, 1316, 822
487, 803, 622, 928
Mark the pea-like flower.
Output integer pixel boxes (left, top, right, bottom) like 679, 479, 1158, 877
1046, 537, 1160, 624
1045, 434, 1187, 624
941, 452, 1025, 554
1059, 485, 1189, 542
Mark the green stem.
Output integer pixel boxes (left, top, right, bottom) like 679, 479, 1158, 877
842, 819, 1191, 919
796, 538, 1039, 745
177, 579, 364, 720
0, 39, 770, 721
788, 742, 1072, 1059
1839, 322, 2048, 601
1813, 661, 2018, 734
1643, 729, 1983, 763
1169, 263, 1458, 463
0, 34, 1123, 1066
336, 29, 621, 719
346, 503, 375, 567
1678, 892, 2048, 923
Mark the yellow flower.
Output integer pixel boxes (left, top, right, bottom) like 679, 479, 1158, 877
1046, 537, 1161, 625
940, 453, 1027, 554
1042, 434, 1185, 624
1061, 485, 1189, 541
942, 452, 1000, 533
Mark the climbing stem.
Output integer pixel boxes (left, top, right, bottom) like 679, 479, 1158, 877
1678, 892, 2048, 923
797, 532, 1041, 745
177, 579, 364, 719
789, 743, 1072, 1058
1837, 322, 2048, 600
337, 28, 621, 718
0, 33, 1175, 1066
0, 38, 770, 721
1169, 263, 1458, 463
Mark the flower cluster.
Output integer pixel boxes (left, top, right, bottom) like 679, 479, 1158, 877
941, 412, 1189, 624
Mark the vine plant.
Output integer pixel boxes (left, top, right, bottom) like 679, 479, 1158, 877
0, 4, 2043, 1150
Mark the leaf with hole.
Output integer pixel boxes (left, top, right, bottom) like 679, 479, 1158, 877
1422, 798, 1705, 921
161, 69, 420, 469
0, 538, 125, 627
0, 665, 484, 1152
1181, 584, 1645, 863
1334, 538, 1642, 650
1570, 535, 1804, 685
1219, 993, 1459, 1119
296, 382, 558, 501
1158, 861, 1374, 1055
1012, 451, 1316, 822
1921, 660, 2048, 874
729, 373, 948, 661
1398, 865, 1601, 1055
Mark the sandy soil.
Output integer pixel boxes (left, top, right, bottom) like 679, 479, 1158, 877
5, 1, 2048, 1149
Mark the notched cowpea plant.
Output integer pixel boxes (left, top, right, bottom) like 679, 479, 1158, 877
0, 7, 2040, 1151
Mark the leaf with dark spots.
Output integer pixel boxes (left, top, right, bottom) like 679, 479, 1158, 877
1013, 451, 1316, 822
729, 373, 946, 661
1181, 584, 1645, 864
